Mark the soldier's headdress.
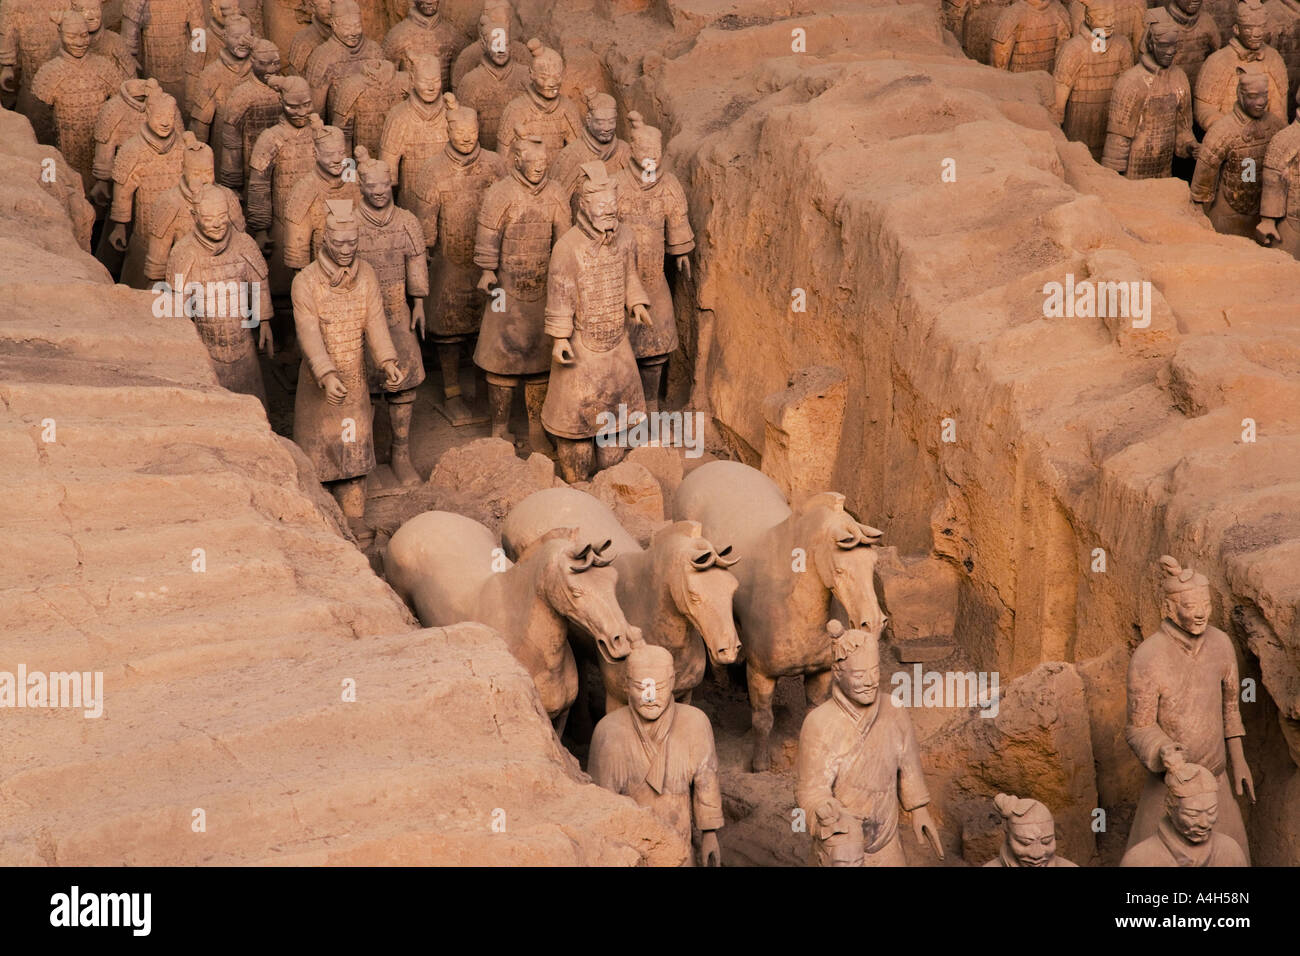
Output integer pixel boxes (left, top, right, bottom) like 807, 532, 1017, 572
480, 0, 511, 29
1159, 555, 1209, 595
626, 644, 674, 682
267, 74, 311, 101
330, 0, 361, 19
353, 145, 389, 183
627, 111, 662, 152
224, 12, 252, 35
511, 129, 547, 158
583, 88, 617, 119
444, 92, 476, 124
324, 198, 356, 230
193, 182, 228, 214
1145, 7, 1180, 42
993, 793, 1054, 825
252, 37, 280, 58
181, 131, 214, 178
525, 37, 563, 74
1237, 0, 1269, 26
1165, 761, 1218, 798
827, 619, 875, 663
410, 52, 443, 83
578, 160, 616, 195
308, 113, 345, 149
1236, 66, 1269, 91
50, 9, 89, 31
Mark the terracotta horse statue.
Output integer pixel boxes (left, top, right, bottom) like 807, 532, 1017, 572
384, 510, 639, 732
673, 460, 886, 771
501, 487, 742, 713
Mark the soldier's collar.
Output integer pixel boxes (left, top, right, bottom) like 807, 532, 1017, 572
1167, 3, 1197, 25
123, 82, 148, 111
446, 141, 480, 166
831, 681, 880, 734
193, 224, 232, 256
527, 83, 559, 114
575, 207, 616, 244
582, 126, 617, 161
1139, 52, 1165, 74
142, 123, 179, 154
220, 47, 252, 74
1230, 37, 1265, 61
408, 92, 445, 120
359, 199, 395, 226
480, 51, 512, 77
1156, 815, 1213, 866
319, 248, 359, 287
407, 7, 439, 28
1160, 617, 1206, 656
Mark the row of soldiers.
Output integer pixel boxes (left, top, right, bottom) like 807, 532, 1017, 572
947, 0, 1300, 254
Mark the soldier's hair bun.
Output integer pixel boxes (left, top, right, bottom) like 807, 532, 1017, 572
182, 130, 199, 148
354, 145, 370, 162
628, 111, 644, 128
309, 113, 324, 130
443, 92, 458, 111
527, 37, 543, 54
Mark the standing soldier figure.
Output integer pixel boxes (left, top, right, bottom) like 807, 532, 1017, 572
352, 147, 427, 486
541, 161, 651, 484
120, 0, 205, 115
1053, 0, 1134, 161
1067, 0, 1143, 61
382, 0, 455, 85
406, 95, 506, 425
1167, 0, 1220, 95
1194, 0, 1286, 131
454, 2, 529, 152
1190, 69, 1283, 237
1102, 10, 1198, 179
282, 116, 361, 276
0, 0, 63, 143
549, 89, 631, 220
32, 10, 120, 198
185, 0, 241, 106
291, 199, 403, 547
331, 56, 407, 157
187, 11, 253, 145
165, 183, 273, 407
473, 131, 571, 455
377, 52, 448, 203
450, 0, 529, 90
1257, 88, 1300, 256
144, 132, 245, 283
615, 113, 695, 416
496, 38, 582, 164
303, 0, 382, 118
216, 37, 281, 191
287, 0, 332, 76
70, 0, 140, 82
990, 0, 1071, 73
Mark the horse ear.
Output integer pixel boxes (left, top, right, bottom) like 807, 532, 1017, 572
714, 544, 739, 567
591, 539, 615, 567
857, 523, 883, 545
690, 549, 715, 570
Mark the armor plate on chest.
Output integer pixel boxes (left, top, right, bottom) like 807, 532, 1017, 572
187, 250, 255, 362
271, 133, 316, 213
574, 243, 626, 353
619, 192, 666, 284
358, 219, 410, 322
440, 166, 495, 266
134, 150, 184, 232
501, 210, 554, 302
318, 288, 368, 380
140, 0, 192, 80
1221, 132, 1271, 214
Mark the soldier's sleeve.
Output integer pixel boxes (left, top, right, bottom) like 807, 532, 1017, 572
402, 213, 429, 298
1067, 0, 1084, 36
378, 112, 403, 184
291, 271, 338, 383
191, 78, 219, 125
1260, 131, 1295, 219
219, 105, 246, 189
1052, 40, 1082, 123
897, 712, 931, 812
110, 147, 138, 223
1193, 56, 1223, 130
1054, 6, 1071, 49
1101, 74, 1138, 172
226, 188, 246, 233
1124, 645, 1178, 772
587, 718, 626, 795
1117, 35, 1134, 70
563, 99, 583, 147
495, 100, 520, 156
1173, 69, 1196, 155
794, 709, 839, 838
989, 6, 1019, 70
689, 713, 725, 832
239, 238, 273, 324
622, 234, 651, 312
361, 267, 400, 367
472, 185, 505, 271
1269, 55, 1288, 124
163, 240, 187, 296
143, 204, 179, 281
1203, 18, 1221, 52
543, 241, 577, 340
246, 129, 278, 231
281, 187, 313, 269
380, 27, 401, 65
120, 0, 146, 56
1219, 634, 1246, 740
407, 175, 439, 248
31, 61, 60, 106
664, 174, 695, 255
1189, 122, 1227, 203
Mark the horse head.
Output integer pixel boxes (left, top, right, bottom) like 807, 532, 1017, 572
656, 520, 741, 667
534, 527, 639, 663
798, 492, 887, 634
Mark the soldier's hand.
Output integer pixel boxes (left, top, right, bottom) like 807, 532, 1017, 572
1234, 763, 1256, 803
1184, 141, 1200, 160
676, 255, 691, 280
912, 806, 944, 860
0, 67, 15, 94
631, 304, 652, 327
700, 830, 721, 867
108, 222, 129, 252
258, 321, 274, 357
410, 300, 425, 338
1256, 219, 1281, 246
553, 338, 575, 366
382, 359, 403, 390
322, 371, 348, 405
476, 269, 497, 293
90, 180, 112, 206
255, 230, 271, 255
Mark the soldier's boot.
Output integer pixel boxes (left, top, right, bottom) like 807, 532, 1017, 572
555, 437, 593, 484
386, 390, 420, 486
331, 476, 373, 548
487, 377, 516, 444
524, 375, 555, 457
436, 340, 473, 425
638, 357, 666, 416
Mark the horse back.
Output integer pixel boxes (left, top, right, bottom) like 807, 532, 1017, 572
383, 511, 499, 626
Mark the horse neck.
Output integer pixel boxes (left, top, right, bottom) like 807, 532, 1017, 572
618, 548, 689, 651
772, 512, 832, 626
483, 554, 568, 657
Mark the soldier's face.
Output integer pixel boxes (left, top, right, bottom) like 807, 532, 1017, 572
63, 20, 92, 58
1238, 22, 1266, 50
334, 13, 364, 48
72, 1, 103, 34
360, 174, 392, 209
147, 97, 176, 137
1165, 587, 1211, 635
532, 66, 562, 100
413, 64, 442, 103
1007, 822, 1056, 866
586, 111, 617, 144
185, 160, 215, 187
317, 138, 348, 176
1085, 8, 1115, 36
325, 226, 359, 266
1239, 84, 1269, 118
516, 148, 548, 184
627, 667, 674, 721
227, 22, 254, 58
448, 117, 478, 153
284, 90, 313, 125
1150, 34, 1178, 67
414, 0, 439, 15
252, 48, 282, 79
196, 200, 230, 242
1169, 792, 1218, 843
483, 25, 510, 66
1176, 0, 1202, 15
633, 141, 662, 176
833, 643, 879, 706
580, 185, 618, 231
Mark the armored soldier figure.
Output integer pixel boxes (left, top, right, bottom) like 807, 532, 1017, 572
377, 52, 447, 202
188, 12, 253, 144
283, 115, 362, 272
0, 0, 63, 143
1257, 88, 1300, 256
215, 37, 281, 190
406, 95, 506, 424
352, 147, 427, 486
496, 38, 582, 164
381, 0, 455, 86
1190, 70, 1284, 237
32, 11, 120, 197
165, 183, 273, 407
287, 0, 332, 76
1124, 555, 1253, 862
961, 0, 1016, 63
472, 131, 570, 454
247, 75, 317, 299
291, 199, 403, 547
615, 113, 694, 416
1194, 0, 1286, 130
449, 0, 529, 90
108, 84, 186, 288
990, 0, 1071, 73
120, 0, 205, 114
1167, 0, 1221, 94
70, 0, 140, 81
454, 2, 530, 152
330, 57, 407, 156
1103, 10, 1198, 179
1120, 758, 1249, 867
982, 794, 1077, 867
144, 132, 245, 282
1067, 0, 1144, 62
303, 0, 382, 118
185, 0, 241, 106
541, 161, 651, 484
549, 90, 631, 220
1053, 0, 1134, 160
589, 645, 725, 867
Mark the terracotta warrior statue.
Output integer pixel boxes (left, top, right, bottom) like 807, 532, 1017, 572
304, 0, 382, 118
185, 0, 241, 106
549, 89, 631, 220
120, 0, 206, 114
616, 113, 694, 416
165, 183, 273, 407
1102, 10, 1198, 179
983, 794, 1077, 867
541, 161, 651, 484
449, 0, 529, 91
1125, 555, 1253, 863
1053, 0, 1134, 161
1120, 757, 1249, 866
1166, 0, 1221, 94
1194, 0, 1286, 131
352, 146, 427, 486
247, 75, 316, 300
472, 130, 570, 455
1257, 87, 1300, 257
1190, 69, 1283, 237
32, 10, 121, 197
406, 94, 506, 424
330, 56, 407, 157
215, 36, 281, 190
990, 0, 1071, 73
108, 83, 186, 288
796, 621, 944, 867
589, 644, 724, 867
291, 199, 402, 546
187, 11, 253, 145
496, 38, 582, 164
1067, 0, 1143, 61
381, 0, 455, 86
282, 115, 361, 274
144, 131, 245, 282
1, 0, 63, 143
377, 51, 448, 203
453, 1, 529, 152
287, 0, 332, 76
69, 0, 140, 81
